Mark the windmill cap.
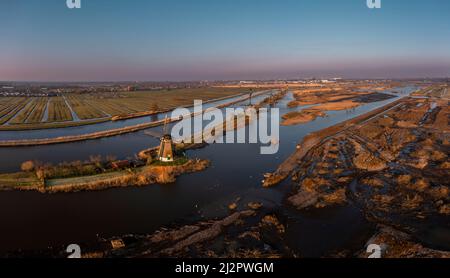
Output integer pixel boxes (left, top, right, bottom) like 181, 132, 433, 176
161, 134, 173, 140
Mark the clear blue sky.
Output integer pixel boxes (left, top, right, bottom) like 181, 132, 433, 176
1, 0, 449, 81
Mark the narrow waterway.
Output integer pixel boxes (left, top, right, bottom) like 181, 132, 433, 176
0, 91, 274, 173
0, 91, 271, 141
0, 87, 418, 255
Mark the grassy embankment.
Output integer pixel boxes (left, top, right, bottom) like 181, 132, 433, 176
0, 98, 30, 125
0, 155, 207, 193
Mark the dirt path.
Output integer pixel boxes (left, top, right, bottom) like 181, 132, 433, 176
46, 171, 129, 187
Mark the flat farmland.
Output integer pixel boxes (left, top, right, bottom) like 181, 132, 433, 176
8, 98, 39, 124
0, 98, 16, 112
26, 98, 48, 123
74, 87, 253, 117
0, 87, 252, 130
66, 95, 107, 120
46, 97, 73, 122
0, 98, 29, 125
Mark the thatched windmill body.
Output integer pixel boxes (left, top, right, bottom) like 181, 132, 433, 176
157, 117, 174, 162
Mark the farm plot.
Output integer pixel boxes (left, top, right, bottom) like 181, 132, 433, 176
8, 98, 39, 124
86, 99, 137, 116
0, 98, 30, 125
66, 95, 107, 120
0, 87, 251, 130
0, 98, 17, 112
26, 98, 48, 123
46, 97, 73, 122
82, 87, 252, 117
126, 88, 248, 110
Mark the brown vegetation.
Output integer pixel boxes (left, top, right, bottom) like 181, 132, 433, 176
356, 226, 450, 258
1, 154, 210, 193
281, 87, 395, 126
76, 209, 293, 258
281, 110, 326, 126
263, 97, 407, 187
282, 91, 449, 255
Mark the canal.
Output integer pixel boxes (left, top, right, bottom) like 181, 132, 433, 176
0, 87, 418, 255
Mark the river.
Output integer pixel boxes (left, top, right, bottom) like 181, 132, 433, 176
0, 86, 418, 255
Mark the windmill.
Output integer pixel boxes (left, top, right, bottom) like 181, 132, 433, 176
157, 116, 175, 162
248, 88, 254, 106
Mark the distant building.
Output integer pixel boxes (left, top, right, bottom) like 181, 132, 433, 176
126, 86, 136, 92
320, 79, 336, 83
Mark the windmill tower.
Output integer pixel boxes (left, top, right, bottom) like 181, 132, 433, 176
158, 116, 174, 162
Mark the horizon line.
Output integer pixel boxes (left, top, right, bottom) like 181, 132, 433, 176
1, 76, 449, 84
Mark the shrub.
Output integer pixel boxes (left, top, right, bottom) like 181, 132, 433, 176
35, 169, 46, 181
21, 161, 35, 172
146, 156, 153, 165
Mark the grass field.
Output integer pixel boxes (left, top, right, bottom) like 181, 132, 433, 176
66, 95, 107, 119
0, 98, 30, 125
8, 98, 37, 124
6, 98, 50, 125
0, 171, 40, 188
0, 98, 16, 112
27, 98, 48, 123
46, 97, 73, 122
0, 87, 252, 130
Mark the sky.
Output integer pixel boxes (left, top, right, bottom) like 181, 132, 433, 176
0, 0, 449, 81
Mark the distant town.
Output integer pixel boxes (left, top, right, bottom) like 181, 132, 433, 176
1, 78, 447, 97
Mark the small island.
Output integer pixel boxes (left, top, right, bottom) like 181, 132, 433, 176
0, 132, 210, 193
